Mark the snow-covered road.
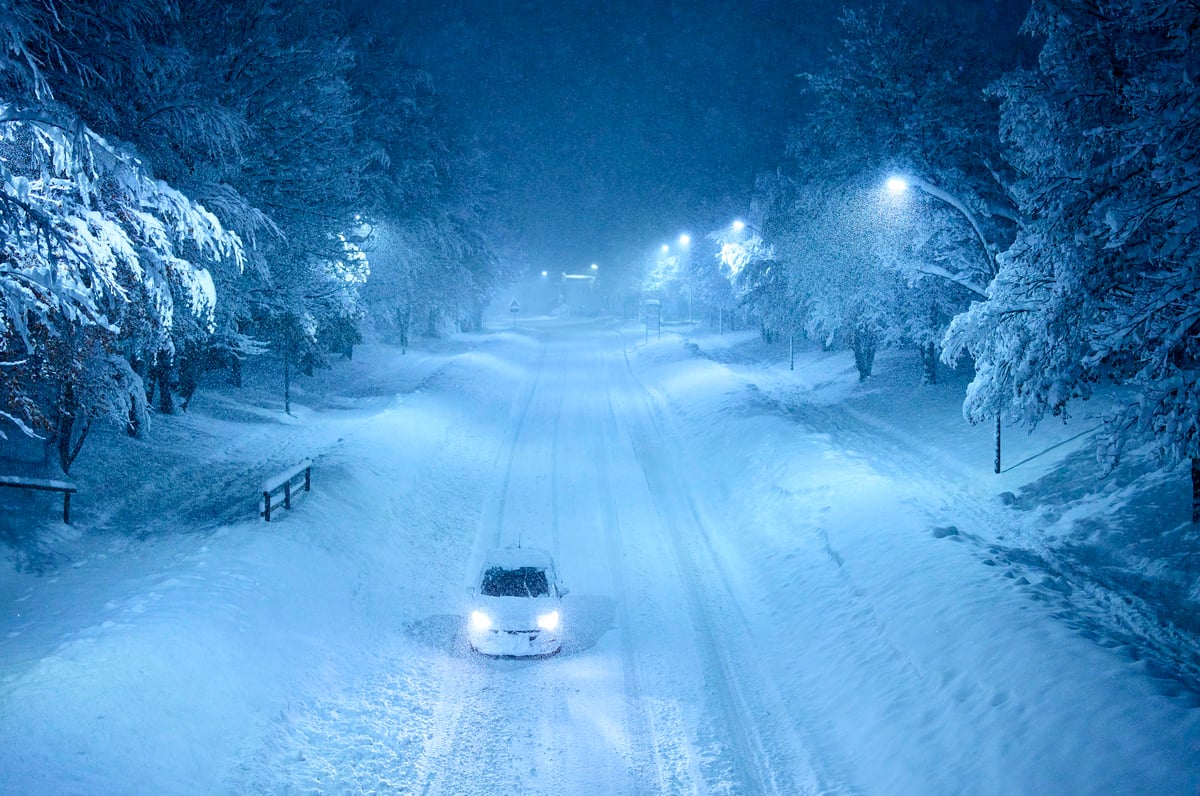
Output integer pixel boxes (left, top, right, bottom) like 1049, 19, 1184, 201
2, 319, 1198, 794
407, 328, 832, 795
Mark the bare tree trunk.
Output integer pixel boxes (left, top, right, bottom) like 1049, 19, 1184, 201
54, 383, 90, 475
178, 353, 200, 411
921, 341, 938, 385
923, 300, 940, 385
284, 347, 291, 415
152, 351, 174, 415
1192, 457, 1200, 524
130, 354, 149, 400
852, 326, 877, 381
995, 415, 1002, 474
396, 306, 410, 354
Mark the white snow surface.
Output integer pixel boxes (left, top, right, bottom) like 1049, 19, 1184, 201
1, 318, 1198, 794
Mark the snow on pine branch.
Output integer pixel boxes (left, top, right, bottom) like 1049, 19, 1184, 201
0, 102, 243, 348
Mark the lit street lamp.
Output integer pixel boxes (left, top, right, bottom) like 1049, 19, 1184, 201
886, 172, 1004, 473
730, 218, 764, 236
885, 174, 997, 285
677, 233, 693, 324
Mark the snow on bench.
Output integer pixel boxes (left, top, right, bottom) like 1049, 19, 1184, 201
0, 475, 79, 523
260, 459, 312, 522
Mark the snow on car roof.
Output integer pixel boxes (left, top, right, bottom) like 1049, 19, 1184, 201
482, 546, 554, 571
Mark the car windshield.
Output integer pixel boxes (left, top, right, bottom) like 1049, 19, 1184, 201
481, 566, 550, 598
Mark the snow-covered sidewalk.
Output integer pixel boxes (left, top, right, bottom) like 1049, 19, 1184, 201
633, 326, 1200, 792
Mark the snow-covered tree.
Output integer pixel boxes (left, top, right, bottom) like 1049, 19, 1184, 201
775, 0, 1021, 381
641, 246, 687, 320
170, 0, 371, 396
2, 0, 265, 409
945, 0, 1200, 517
688, 230, 738, 331
0, 0, 507, 465
0, 108, 241, 469
351, 21, 505, 340
767, 174, 907, 379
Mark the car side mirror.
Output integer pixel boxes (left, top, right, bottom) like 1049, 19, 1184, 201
558, 586, 569, 598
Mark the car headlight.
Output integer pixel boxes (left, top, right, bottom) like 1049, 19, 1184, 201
537, 610, 560, 631
470, 610, 493, 631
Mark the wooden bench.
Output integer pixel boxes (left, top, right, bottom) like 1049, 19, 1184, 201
0, 475, 79, 523
261, 459, 312, 522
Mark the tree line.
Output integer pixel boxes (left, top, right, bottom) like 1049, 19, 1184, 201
669, 0, 1200, 518
0, 0, 507, 473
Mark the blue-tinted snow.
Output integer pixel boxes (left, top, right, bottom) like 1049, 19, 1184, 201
0, 319, 1197, 794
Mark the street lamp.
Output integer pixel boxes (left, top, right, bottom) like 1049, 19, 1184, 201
590, 262, 598, 271
885, 171, 1003, 473
731, 219, 764, 235
884, 174, 995, 278
677, 234, 694, 323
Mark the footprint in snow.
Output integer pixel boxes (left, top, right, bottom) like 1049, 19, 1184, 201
931, 525, 959, 540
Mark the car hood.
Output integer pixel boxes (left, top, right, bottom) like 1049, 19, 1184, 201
475, 595, 559, 630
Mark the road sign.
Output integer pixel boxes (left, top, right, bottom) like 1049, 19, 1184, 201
509, 298, 520, 313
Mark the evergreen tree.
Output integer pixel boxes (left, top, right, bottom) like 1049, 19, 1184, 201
945, 0, 1200, 516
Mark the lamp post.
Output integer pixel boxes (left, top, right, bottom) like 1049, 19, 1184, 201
678, 234, 693, 324
887, 173, 1003, 473
884, 175, 998, 292
721, 219, 760, 334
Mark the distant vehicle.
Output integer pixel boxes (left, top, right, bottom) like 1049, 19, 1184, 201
467, 547, 567, 657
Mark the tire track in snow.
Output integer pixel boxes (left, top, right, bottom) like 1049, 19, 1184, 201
418, 334, 610, 796
591, 339, 668, 794
608, 337, 829, 795
523, 340, 596, 791
414, 338, 551, 796
482, 340, 550, 549
547, 342, 568, 561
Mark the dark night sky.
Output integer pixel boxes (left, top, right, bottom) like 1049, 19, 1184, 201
358, 1, 1026, 280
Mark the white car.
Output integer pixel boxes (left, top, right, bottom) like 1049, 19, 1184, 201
467, 547, 567, 657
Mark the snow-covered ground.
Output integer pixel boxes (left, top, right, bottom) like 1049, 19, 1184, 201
1, 318, 1198, 794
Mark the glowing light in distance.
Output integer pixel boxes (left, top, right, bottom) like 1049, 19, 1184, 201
886, 176, 909, 194
678, 234, 691, 247
590, 263, 598, 270
661, 244, 670, 254
732, 219, 746, 232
